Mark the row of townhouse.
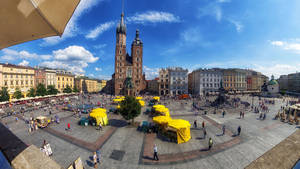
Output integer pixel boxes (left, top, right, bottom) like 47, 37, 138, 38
156, 67, 268, 96
0, 63, 106, 97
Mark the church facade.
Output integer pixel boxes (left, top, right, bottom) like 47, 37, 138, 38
113, 13, 146, 96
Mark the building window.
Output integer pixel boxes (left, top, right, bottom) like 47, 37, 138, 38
119, 50, 122, 54
62, 77, 64, 81
31, 80, 33, 85
16, 81, 18, 85
58, 84, 60, 88
21, 81, 23, 85
26, 81, 28, 85
11, 81, 13, 85
4, 81, 7, 86
11, 75, 13, 78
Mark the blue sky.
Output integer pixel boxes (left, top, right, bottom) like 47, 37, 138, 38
1, 0, 300, 79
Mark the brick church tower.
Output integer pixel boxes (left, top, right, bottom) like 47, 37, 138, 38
114, 13, 146, 96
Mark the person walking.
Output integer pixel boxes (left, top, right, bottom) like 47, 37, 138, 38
242, 111, 245, 119
240, 111, 242, 118
237, 126, 241, 136
202, 121, 205, 129
98, 123, 103, 131
194, 120, 197, 128
208, 138, 213, 150
222, 125, 225, 135
96, 150, 101, 164
222, 111, 226, 118
153, 144, 159, 161
67, 123, 71, 130
93, 152, 98, 168
203, 128, 207, 139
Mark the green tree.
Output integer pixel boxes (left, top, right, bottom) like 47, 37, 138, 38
119, 96, 141, 124
36, 83, 47, 96
47, 85, 58, 95
0, 87, 9, 102
13, 88, 23, 99
28, 88, 36, 97
73, 85, 79, 93
63, 85, 73, 93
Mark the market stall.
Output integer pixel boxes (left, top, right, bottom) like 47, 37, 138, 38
167, 119, 191, 144
89, 108, 108, 126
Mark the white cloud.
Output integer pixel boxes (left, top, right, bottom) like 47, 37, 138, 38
95, 67, 102, 71
143, 66, 159, 80
85, 11, 180, 40
127, 11, 180, 24
198, 2, 223, 22
271, 41, 284, 46
42, 0, 105, 45
253, 64, 300, 79
270, 40, 300, 53
40, 45, 99, 74
197, 0, 243, 33
227, 19, 243, 33
0, 49, 52, 61
18, 60, 29, 66
93, 44, 107, 49
86, 21, 115, 39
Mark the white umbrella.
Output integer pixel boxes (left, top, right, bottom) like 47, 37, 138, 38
0, 0, 80, 49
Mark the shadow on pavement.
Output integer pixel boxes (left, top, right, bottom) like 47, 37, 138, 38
109, 119, 127, 128
86, 160, 94, 167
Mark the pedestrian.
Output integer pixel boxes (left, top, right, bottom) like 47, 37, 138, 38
99, 122, 103, 131
237, 126, 241, 136
203, 128, 207, 139
208, 138, 213, 150
194, 120, 197, 128
16, 117, 18, 122
96, 150, 101, 164
67, 123, 71, 130
153, 144, 159, 161
240, 111, 242, 118
202, 121, 205, 128
242, 112, 245, 119
93, 152, 98, 168
222, 125, 225, 135
222, 111, 225, 118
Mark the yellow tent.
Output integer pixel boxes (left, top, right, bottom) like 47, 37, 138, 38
167, 119, 191, 144
136, 96, 143, 100
153, 115, 171, 125
113, 98, 124, 103
153, 104, 165, 109
89, 108, 108, 126
153, 96, 160, 102
154, 106, 170, 117
139, 100, 145, 107
116, 96, 125, 99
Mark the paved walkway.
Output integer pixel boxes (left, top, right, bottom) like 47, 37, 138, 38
141, 114, 241, 165
246, 129, 300, 169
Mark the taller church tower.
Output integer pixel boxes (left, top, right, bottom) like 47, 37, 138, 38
114, 13, 127, 95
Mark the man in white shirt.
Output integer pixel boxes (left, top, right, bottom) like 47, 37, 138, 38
153, 144, 159, 161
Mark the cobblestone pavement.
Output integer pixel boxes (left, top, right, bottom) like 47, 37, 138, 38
1, 94, 299, 169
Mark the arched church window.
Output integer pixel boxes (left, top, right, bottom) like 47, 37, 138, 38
137, 49, 139, 55
119, 50, 122, 54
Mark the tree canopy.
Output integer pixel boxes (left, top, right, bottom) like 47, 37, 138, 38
119, 96, 141, 124
63, 85, 73, 93
13, 88, 23, 99
47, 85, 59, 95
28, 88, 35, 97
36, 83, 47, 96
0, 87, 9, 102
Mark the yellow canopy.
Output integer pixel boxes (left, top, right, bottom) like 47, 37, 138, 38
167, 119, 191, 144
154, 107, 170, 117
136, 96, 143, 100
113, 98, 124, 103
153, 96, 160, 102
153, 104, 165, 109
153, 115, 171, 125
115, 96, 125, 99
0, 0, 80, 49
89, 108, 108, 126
139, 100, 145, 107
